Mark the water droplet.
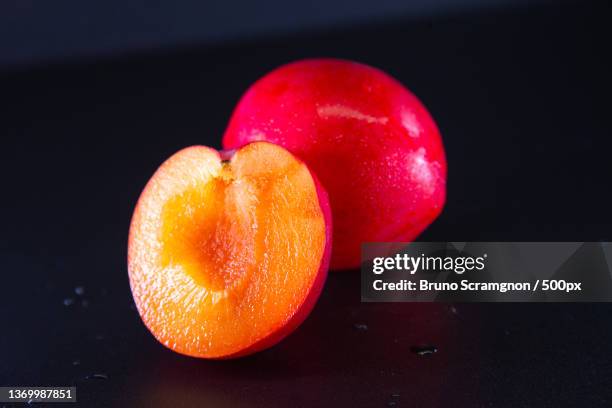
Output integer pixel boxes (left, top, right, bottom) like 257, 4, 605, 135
74, 286, 85, 296
450, 305, 458, 315
353, 323, 368, 331
410, 345, 438, 356
63, 298, 75, 306
86, 373, 108, 380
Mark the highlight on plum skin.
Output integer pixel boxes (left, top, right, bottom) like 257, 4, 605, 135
128, 142, 332, 359
223, 58, 447, 270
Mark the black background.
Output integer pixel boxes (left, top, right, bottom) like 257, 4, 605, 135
0, 0, 538, 69
1, 1, 611, 407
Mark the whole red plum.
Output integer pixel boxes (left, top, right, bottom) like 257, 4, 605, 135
223, 59, 447, 269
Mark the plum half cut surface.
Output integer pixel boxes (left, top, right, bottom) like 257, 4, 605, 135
128, 142, 331, 358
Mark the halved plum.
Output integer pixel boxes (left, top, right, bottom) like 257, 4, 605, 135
128, 142, 331, 358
